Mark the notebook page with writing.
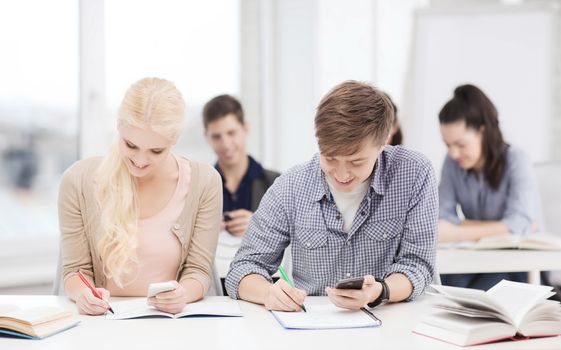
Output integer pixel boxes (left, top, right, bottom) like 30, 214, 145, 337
271, 304, 380, 330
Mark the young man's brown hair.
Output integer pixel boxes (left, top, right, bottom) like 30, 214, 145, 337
202, 94, 244, 129
315, 80, 395, 157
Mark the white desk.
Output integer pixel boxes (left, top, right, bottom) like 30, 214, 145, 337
437, 249, 561, 284
1, 295, 560, 350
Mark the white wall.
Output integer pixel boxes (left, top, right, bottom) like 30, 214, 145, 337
254, 0, 427, 172
404, 2, 561, 174
251, 0, 560, 174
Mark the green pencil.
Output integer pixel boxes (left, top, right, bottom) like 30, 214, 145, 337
277, 265, 307, 312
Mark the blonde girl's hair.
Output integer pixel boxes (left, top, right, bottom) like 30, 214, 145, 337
95, 77, 185, 287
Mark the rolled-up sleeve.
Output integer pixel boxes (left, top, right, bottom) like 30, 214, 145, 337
385, 160, 438, 300
438, 156, 461, 225
225, 180, 291, 299
501, 151, 537, 235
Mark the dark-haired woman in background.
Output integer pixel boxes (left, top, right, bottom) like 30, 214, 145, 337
437, 84, 543, 290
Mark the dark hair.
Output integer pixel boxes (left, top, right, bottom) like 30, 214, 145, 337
384, 92, 403, 146
315, 81, 394, 157
202, 94, 244, 129
439, 84, 506, 190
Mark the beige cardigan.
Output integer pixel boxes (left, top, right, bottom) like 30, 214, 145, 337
58, 156, 222, 293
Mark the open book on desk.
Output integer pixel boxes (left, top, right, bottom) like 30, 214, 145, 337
106, 297, 242, 320
0, 305, 79, 339
439, 233, 561, 251
414, 280, 561, 347
272, 304, 381, 330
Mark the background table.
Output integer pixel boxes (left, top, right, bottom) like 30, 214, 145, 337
437, 248, 561, 284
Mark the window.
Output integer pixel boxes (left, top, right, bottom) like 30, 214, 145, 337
0, 1, 79, 239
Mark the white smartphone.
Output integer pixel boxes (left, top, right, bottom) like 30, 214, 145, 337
147, 281, 177, 298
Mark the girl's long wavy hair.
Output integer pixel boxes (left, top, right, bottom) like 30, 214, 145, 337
95, 77, 185, 287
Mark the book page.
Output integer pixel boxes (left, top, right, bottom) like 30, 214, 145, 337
438, 241, 477, 249
0, 304, 20, 315
176, 299, 242, 317
415, 311, 516, 346
271, 304, 380, 329
474, 235, 519, 250
430, 285, 509, 318
0, 306, 71, 325
487, 280, 555, 327
105, 299, 172, 320
106, 298, 243, 320
520, 233, 561, 250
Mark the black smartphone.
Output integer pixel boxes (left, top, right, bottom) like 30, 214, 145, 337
335, 276, 365, 290
223, 213, 233, 222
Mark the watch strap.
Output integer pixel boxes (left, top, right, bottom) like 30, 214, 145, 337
367, 278, 389, 308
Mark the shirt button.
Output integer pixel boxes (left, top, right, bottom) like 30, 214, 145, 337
306, 242, 311, 248
346, 241, 351, 246
383, 233, 388, 239
173, 223, 180, 230
336, 215, 341, 220
346, 273, 351, 278
360, 211, 365, 216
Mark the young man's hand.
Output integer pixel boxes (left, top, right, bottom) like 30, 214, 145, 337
325, 275, 382, 310
224, 209, 253, 236
264, 279, 307, 312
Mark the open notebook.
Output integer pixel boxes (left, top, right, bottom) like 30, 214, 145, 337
271, 304, 381, 330
106, 297, 242, 320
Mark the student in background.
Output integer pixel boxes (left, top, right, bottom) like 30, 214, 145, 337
203, 95, 280, 237
59, 77, 222, 315
226, 81, 438, 311
384, 92, 403, 146
203, 95, 280, 295
437, 84, 543, 290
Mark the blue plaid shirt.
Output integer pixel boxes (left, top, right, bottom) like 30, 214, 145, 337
225, 146, 438, 300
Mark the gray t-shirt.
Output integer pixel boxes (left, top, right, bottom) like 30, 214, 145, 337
438, 146, 544, 234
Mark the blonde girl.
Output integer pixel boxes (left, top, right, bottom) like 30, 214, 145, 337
59, 77, 222, 315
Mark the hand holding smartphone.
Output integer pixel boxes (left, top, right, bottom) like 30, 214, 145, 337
335, 276, 365, 290
147, 281, 177, 298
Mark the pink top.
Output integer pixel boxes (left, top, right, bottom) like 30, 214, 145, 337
106, 156, 191, 296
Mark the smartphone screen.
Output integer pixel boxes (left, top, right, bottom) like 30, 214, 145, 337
335, 276, 365, 290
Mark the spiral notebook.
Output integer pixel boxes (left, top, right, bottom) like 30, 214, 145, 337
271, 304, 381, 330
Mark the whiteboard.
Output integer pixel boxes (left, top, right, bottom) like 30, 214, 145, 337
403, 2, 560, 175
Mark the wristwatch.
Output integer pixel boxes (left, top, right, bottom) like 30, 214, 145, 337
367, 278, 390, 308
